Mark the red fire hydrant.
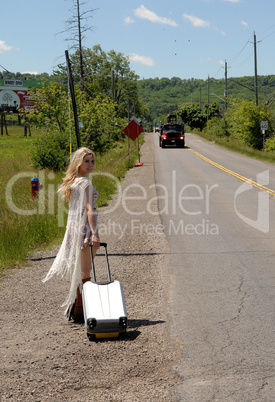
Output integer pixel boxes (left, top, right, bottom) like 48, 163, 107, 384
31, 176, 40, 199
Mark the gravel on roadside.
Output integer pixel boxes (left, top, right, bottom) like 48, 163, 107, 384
0, 133, 181, 401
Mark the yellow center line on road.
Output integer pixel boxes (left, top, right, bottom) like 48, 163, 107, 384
188, 148, 275, 196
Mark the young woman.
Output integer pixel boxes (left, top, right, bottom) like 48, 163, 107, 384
43, 147, 100, 322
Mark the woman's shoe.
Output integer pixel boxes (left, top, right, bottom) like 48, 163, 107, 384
71, 287, 84, 323
71, 277, 91, 323
66, 303, 75, 321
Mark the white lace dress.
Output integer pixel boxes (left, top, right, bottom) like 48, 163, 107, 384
42, 177, 98, 317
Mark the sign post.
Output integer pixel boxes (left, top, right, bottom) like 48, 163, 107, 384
261, 121, 268, 151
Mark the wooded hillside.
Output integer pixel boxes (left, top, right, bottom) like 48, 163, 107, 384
138, 75, 275, 123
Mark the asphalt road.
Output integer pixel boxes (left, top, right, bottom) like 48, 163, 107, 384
153, 132, 275, 401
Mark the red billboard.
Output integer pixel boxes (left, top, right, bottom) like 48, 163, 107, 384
0, 80, 38, 112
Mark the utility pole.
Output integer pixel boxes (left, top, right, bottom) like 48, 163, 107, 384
228, 33, 259, 106
254, 31, 258, 106
207, 75, 210, 121
65, 50, 81, 148
224, 60, 228, 110
76, 0, 84, 92
127, 99, 130, 165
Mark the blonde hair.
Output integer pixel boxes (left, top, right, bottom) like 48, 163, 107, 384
59, 147, 95, 200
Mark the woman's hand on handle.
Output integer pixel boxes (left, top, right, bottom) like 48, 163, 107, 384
91, 234, 100, 249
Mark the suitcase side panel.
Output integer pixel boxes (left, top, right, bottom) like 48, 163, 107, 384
82, 281, 127, 335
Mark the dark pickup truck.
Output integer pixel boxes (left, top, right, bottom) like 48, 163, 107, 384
159, 114, 185, 148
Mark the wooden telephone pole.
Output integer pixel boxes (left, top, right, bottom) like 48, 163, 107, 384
228, 32, 259, 106
224, 60, 228, 110
254, 31, 259, 106
65, 50, 81, 149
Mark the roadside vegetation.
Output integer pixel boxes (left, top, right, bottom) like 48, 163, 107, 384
175, 98, 275, 162
0, 126, 143, 274
0, 44, 147, 274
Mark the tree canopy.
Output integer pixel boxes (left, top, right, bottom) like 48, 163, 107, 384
53, 45, 148, 120
14, 45, 150, 170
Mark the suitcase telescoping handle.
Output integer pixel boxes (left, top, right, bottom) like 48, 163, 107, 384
89, 242, 112, 283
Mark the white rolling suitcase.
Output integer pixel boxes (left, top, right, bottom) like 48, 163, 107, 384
82, 242, 127, 340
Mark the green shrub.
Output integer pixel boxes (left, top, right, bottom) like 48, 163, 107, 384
206, 117, 229, 138
264, 136, 275, 152
227, 99, 271, 150
31, 131, 73, 172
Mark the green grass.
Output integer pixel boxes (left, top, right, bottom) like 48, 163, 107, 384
0, 128, 144, 274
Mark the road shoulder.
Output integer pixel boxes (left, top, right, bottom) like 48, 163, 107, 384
0, 132, 180, 401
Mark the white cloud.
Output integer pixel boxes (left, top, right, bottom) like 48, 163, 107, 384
22, 71, 40, 75
219, 60, 225, 66
183, 14, 210, 28
200, 56, 212, 63
134, 5, 177, 27
124, 16, 135, 24
183, 14, 225, 35
224, 0, 241, 2
216, 27, 226, 36
241, 20, 248, 28
0, 40, 12, 54
129, 53, 155, 67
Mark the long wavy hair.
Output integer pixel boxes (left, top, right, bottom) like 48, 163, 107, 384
59, 147, 95, 201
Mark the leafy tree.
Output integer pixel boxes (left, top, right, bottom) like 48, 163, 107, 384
54, 45, 143, 120
24, 81, 69, 133
227, 99, 271, 149
178, 103, 207, 131
31, 131, 74, 172
23, 79, 123, 169
177, 102, 221, 131
78, 92, 120, 151
264, 136, 275, 152
206, 117, 230, 138
207, 102, 221, 120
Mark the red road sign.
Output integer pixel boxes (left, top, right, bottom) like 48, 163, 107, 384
123, 119, 143, 141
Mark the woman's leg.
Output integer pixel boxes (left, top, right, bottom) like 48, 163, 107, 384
71, 246, 97, 322
80, 245, 97, 280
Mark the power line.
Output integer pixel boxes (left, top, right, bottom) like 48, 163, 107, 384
0, 64, 11, 73
258, 22, 275, 36
230, 50, 254, 70
259, 29, 275, 43
228, 33, 253, 66
211, 27, 274, 80
212, 65, 224, 79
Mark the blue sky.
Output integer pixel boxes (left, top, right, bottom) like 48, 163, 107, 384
1, 0, 275, 81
